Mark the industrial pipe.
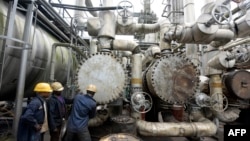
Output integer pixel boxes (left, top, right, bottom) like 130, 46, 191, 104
213, 107, 241, 122
131, 54, 143, 93
219, 37, 250, 51
209, 75, 240, 122
142, 45, 161, 68
36, 10, 70, 42
112, 39, 141, 54
13, 2, 35, 139
136, 110, 217, 136
49, 43, 86, 82
89, 105, 109, 127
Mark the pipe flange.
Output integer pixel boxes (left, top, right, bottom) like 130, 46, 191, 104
76, 52, 126, 104
146, 54, 199, 104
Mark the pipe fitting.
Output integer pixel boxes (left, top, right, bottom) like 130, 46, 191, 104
136, 114, 217, 136
112, 39, 141, 54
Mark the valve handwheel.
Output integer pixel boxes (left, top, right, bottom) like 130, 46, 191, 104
211, 5, 232, 25
117, 0, 134, 18
131, 92, 153, 113
210, 93, 228, 112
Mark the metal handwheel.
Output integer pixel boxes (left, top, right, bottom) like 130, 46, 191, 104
117, 0, 134, 18
131, 92, 153, 113
211, 5, 232, 25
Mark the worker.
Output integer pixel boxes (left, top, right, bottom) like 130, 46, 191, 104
48, 81, 72, 141
17, 82, 52, 141
64, 84, 97, 141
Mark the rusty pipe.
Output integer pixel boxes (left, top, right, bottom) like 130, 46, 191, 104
136, 111, 217, 136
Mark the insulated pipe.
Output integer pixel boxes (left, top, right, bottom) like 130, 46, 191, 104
171, 0, 184, 24
164, 23, 234, 44
219, 37, 250, 50
134, 23, 161, 34
184, 0, 199, 66
209, 75, 223, 111
89, 38, 98, 54
213, 107, 241, 122
49, 43, 86, 82
131, 54, 143, 93
97, 0, 115, 51
85, 0, 98, 17
142, 45, 161, 68
74, 0, 86, 31
112, 39, 141, 54
235, 10, 250, 38
116, 22, 160, 35
159, 19, 171, 50
88, 111, 109, 127
209, 75, 241, 122
136, 110, 217, 136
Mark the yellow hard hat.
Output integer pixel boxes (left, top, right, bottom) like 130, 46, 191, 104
86, 84, 97, 93
34, 82, 53, 93
51, 82, 64, 91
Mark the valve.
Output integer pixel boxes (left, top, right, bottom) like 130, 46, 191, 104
211, 4, 232, 25
210, 93, 228, 112
131, 92, 152, 113
117, 0, 134, 18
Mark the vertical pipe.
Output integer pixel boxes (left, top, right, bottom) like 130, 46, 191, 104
0, 0, 19, 90
184, 0, 199, 66
131, 53, 143, 120
13, 2, 34, 139
90, 38, 98, 54
131, 54, 142, 93
209, 74, 223, 111
171, 0, 183, 24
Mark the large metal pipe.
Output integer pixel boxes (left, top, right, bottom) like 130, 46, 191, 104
0, 1, 75, 100
136, 110, 217, 136
0, 0, 19, 91
131, 54, 142, 93
13, 3, 35, 139
209, 75, 240, 122
112, 39, 141, 54
36, 10, 70, 42
142, 45, 161, 68
49, 43, 85, 82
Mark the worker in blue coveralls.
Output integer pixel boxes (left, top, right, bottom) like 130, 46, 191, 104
64, 84, 97, 141
48, 81, 73, 141
17, 82, 52, 141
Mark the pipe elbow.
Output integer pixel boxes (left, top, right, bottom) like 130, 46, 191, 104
214, 29, 235, 42
112, 39, 141, 54
213, 107, 241, 123
134, 23, 160, 34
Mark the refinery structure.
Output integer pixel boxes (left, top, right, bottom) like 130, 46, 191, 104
0, 0, 250, 140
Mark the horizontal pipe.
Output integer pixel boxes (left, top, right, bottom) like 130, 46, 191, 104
136, 112, 217, 136
134, 23, 161, 34
219, 37, 250, 50
112, 39, 141, 54
37, 10, 70, 42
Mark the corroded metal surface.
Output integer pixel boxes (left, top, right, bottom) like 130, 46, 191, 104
76, 52, 126, 104
99, 133, 141, 141
145, 54, 199, 104
224, 70, 250, 99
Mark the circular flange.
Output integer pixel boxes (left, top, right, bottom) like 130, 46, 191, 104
76, 52, 126, 104
146, 54, 199, 104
